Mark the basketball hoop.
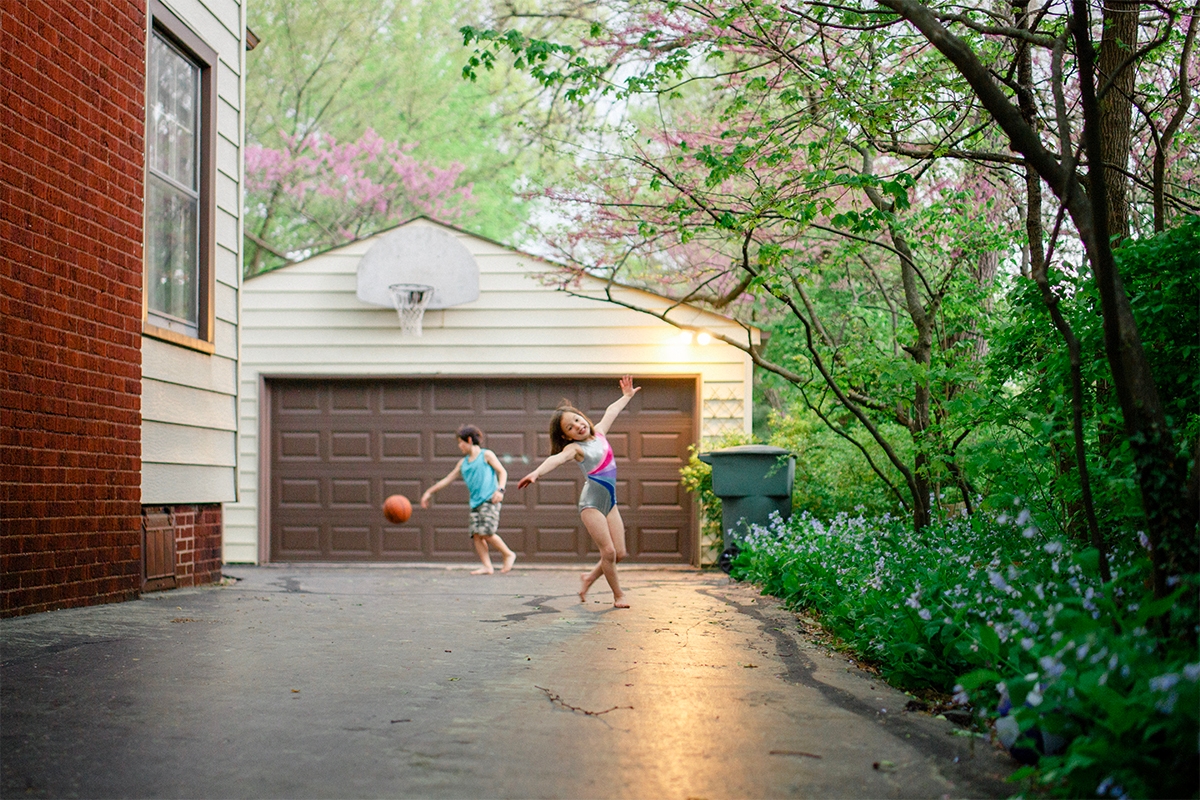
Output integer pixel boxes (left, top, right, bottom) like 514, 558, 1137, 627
388, 283, 433, 336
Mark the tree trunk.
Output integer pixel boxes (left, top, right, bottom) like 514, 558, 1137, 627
1097, 0, 1138, 243
1015, 0, 1107, 576
1152, 4, 1198, 231
1070, 1, 1194, 593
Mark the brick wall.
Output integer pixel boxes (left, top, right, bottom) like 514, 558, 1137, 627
140, 505, 223, 591
1, 1, 147, 616
179, 504, 223, 587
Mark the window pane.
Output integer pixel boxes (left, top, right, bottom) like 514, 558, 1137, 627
149, 32, 197, 190
147, 175, 198, 330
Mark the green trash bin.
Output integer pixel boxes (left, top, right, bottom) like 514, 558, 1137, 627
697, 445, 795, 572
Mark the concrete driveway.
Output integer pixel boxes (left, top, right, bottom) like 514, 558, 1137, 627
1, 565, 1015, 799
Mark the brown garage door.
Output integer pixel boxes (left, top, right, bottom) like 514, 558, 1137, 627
267, 377, 698, 563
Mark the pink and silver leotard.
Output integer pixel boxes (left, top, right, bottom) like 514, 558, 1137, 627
576, 434, 616, 515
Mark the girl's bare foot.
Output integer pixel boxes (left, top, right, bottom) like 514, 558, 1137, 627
578, 573, 591, 603
612, 595, 630, 609
501, 553, 516, 573
470, 567, 494, 575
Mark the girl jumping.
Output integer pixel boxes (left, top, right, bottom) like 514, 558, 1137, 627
517, 375, 640, 608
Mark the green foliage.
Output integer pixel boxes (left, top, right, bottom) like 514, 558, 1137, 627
765, 404, 904, 520
733, 511, 1200, 797
981, 218, 1200, 536
1114, 216, 1200, 444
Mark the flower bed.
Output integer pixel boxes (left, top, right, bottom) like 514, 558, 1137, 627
731, 509, 1199, 798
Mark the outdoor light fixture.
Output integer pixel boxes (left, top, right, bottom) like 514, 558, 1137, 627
697, 332, 712, 345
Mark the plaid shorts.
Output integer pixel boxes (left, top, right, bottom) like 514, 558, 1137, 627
468, 501, 501, 537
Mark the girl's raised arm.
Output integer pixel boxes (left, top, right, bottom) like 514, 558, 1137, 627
517, 445, 580, 489
594, 375, 640, 436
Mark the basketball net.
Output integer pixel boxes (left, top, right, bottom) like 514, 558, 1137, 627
388, 284, 433, 336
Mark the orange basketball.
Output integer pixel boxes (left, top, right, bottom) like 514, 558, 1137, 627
383, 494, 412, 524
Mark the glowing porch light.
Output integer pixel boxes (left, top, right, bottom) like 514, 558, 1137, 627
696, 332, 712, 345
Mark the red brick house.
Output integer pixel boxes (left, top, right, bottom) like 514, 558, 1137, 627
2, 0, 248, 616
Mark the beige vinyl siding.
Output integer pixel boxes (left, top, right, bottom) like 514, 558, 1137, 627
140, 0, 243, 505
226, 220, 752, 563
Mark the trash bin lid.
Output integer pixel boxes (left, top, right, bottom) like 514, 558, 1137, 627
697, 445, 792, 463
697, 445, 795, 497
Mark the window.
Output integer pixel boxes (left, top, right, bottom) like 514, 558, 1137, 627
144, 1, 216, 349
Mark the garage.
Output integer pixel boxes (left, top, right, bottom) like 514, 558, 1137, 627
228, 218, 754, 566
268, 376, 698, 563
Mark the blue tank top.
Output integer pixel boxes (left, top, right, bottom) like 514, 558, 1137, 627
461, 450, 498, 508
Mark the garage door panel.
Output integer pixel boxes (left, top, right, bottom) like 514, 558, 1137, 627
535, 527, 580, 555
433, 526, 472, 555
382, 524, 422, 554
278, 385, 322, 412
432, 384, 473, 411
331, 432, 372, 459
606, 432, 629, 457
383, 478, 423, 501
433, 433, 467, 459
639, 432, 685, 461
381, 384, 423, 412
331, 479, 371, 506
279, 479, 320, 506
536, 382, 584, 411
382, 432, 422, 459
280, 525, 321, 553
428, 483, 472, 506
496, 526, 526, 552
330, 525, 372, 554
532, 479, 578, 507
636, 379, 696, 412
639, 480, 684, 509
487, 432, 525, 459
279, 431, 320, 459
330, 385, 372, 412
484, 384, 527, 411
269, 377, 696, 563
636, 527, 682, 555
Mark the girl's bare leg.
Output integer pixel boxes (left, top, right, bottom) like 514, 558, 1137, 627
581, 508, 627, 602
608, 507, 628, 561
579, 508, 628, 607
470, 535, 494, 574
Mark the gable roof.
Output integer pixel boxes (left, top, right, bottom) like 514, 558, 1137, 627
248, 215, 759, 342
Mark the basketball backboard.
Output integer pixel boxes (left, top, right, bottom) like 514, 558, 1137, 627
357, 224, 480, 310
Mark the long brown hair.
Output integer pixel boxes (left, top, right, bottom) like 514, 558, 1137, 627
549, 402, 594, 454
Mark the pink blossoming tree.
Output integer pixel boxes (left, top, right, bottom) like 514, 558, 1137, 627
244, 128, 474, 275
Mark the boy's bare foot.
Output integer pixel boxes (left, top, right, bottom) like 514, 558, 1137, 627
501, 552, 516, 573
578, 573, 590, 603
612, 595, 630, 609
470, 567, 494, 575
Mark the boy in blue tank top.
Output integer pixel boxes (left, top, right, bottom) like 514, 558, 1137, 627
420, 425, 517, 574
